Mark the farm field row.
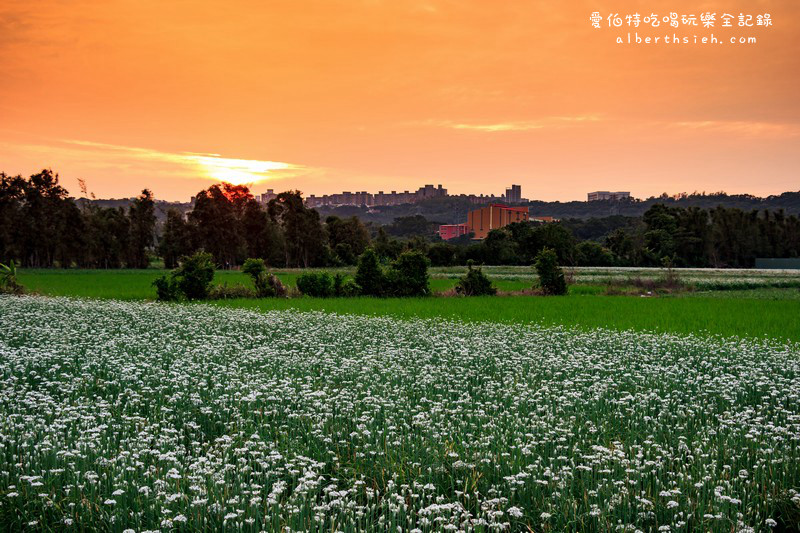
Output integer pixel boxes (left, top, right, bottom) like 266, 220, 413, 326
1, 296, 798, 531
211, 295, 800, 341
18, 266, 800, 301
16, 268, 533, 300
14, 268, 800, 340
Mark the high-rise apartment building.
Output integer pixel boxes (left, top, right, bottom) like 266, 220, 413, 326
505, 184, 522, 204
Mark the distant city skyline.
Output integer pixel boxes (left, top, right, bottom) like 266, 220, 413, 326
1, 1, 798, 202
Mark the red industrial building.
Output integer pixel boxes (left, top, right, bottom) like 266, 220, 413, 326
466, 204, 529, 239
438, 223, 469, 241
439, 204, 530, 241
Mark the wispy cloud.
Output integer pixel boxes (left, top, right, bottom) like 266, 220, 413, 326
423, 115, 602, 132
666, 120, 800, 138
59, 140, 304, 185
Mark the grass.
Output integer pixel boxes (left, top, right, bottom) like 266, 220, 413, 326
683, 287, 800, 300
16, 268, 800, 341
211, 295, 800, 341
16, 268, 535, 299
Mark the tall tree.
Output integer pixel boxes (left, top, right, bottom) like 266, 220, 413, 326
268, 191, 328, 267
20, 169, 71, 267
127, 189, 156, 268
326, 216, 371, 265
241, 198, 285, 266
159, 209, 192, 269
188, 183, 248, 266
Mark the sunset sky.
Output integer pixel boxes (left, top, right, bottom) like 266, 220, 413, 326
1, 0, 798, 201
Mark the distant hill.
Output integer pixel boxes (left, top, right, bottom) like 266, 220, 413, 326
81, 191, 800, 227
318, 191, 800, 225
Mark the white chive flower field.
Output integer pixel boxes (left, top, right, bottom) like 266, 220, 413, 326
1, 296, 799, 532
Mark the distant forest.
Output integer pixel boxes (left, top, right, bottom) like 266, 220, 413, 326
2, 169, 799, 269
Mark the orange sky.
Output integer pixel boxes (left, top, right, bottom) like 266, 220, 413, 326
1, 0, 798, 201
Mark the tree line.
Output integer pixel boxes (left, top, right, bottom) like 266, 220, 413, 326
0, 170, 155, 268
2, 169, 798, 270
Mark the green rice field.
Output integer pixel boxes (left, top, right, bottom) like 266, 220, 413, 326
15, 268, 800, 340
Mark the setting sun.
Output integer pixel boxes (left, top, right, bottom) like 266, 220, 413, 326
186, 154, 297, 186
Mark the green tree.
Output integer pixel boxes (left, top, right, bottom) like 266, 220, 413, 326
268, 191, 328, 267
241, 199, 285, 266
172, 251, 215, 300
355, 248, 387, 297
534, 247, 567, 295
387, 249, 430, 297
530, 223, 576, 265
427, 242, 458, 267
242, 257, 273, 297
127, 189, 156, 268
327, 216, 370, 264
643, 204, 679, 264
385, 215, 435, 238
84, 207, 130, 268
483, 228, 520, 265
454, 261, 496, 296
296, 272, 335, 298
373, 227, 402, 260
159, 209, 192, 269
575, 241, 614, 266
188, 184, 249, 267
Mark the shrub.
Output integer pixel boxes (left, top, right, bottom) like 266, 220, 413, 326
333, 273, 345, 296
242, 258, 266, 279
153, 251, 215, 301
296, 272, 335, 298
174, 251, 215, 300
152, 275, 180, 301
355, 249, 387, 297
0, 261, 24, 295
338, 279, 361, 297
242, 258, 275, 297
387, 250, 430, 297
534, 247, 567, 295
327, 273, 359, 297
455, 261, 496, 296
208, 283, 256, 300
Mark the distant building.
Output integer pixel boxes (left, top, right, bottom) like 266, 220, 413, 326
531, 216, 560, 223
303, 183, 537, 208
260, 189, 277, 204
588, 191, 631, 201
438, 223, 469, 241
505, 184, 522, 204
306, 184, 447, 208
467, 204, 529, 240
